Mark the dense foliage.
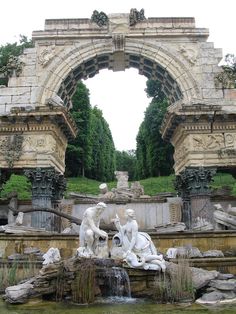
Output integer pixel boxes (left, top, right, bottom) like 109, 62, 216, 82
65, 82, 116, 181
85, 106, 116, 181
65, 82, 91, 177
0, 174, 31, 200
0, 35, 33, 85
115, 150, 137, 180
216, 54, 236, 89
136, 80, 174, 178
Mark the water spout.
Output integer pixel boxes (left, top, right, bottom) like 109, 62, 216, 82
98, 266, 131, 298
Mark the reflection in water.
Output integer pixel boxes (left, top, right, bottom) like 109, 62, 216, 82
1, 299, 236, 314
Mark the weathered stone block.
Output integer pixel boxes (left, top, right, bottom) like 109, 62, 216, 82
0, 95, 11, 105
202, 88, 223, 99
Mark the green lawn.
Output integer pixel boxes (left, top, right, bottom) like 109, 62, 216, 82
66, 172, 236, 197
1, 172, 235, 200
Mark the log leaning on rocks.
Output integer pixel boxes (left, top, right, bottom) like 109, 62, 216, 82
9, 204, 82, 226
8, 203, 115, 231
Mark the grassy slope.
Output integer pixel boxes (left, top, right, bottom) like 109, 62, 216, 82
66, 173, 236, 197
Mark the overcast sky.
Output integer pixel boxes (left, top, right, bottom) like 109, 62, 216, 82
0, 0, 235, 151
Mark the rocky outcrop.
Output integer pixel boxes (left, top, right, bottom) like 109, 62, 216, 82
196, 275, 236, 304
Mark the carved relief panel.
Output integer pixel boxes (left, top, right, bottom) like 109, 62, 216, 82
174, 130, 236, 174
0, 132, 66, 173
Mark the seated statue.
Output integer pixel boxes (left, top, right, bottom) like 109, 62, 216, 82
78, 202, 108, 258
111, 209, 166, 271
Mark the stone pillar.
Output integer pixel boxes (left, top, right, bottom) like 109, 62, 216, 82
175, 167, 216, 229
24, 167, 66, 231
51, 172, 67, 232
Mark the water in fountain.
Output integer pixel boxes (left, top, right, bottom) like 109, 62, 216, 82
99, 266, 131, 299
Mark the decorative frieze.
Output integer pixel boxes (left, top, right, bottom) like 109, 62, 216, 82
0, 105, 75, 173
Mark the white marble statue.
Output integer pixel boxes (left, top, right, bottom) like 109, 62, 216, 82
42, 247, 61, 265
77, 202, 108, 258
111, 209, 166, 271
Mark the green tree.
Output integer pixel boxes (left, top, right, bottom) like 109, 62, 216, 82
115, 150, 137, 180
86, 106, 115, 181
65, 82, 116, 181
65, 81, 91, 177
0, 174, 31, 200
0, 35, 33, 85
136, 80, 174, 178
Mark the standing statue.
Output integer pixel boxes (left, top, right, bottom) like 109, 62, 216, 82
111, 209, 166, 271
77, 202, 108, 258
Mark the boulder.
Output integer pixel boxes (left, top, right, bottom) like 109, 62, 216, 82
197, 290, 236, 304
5, 281, 33, 304
191, 267, 219, 289
209, 279, 236, 291
217, 273, 235, 280
202, 250, 224, 258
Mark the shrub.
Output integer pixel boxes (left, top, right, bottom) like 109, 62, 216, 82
0, 174, 31, 200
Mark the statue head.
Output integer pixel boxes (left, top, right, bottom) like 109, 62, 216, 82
96, 202, 107, 214
125, 208, 135, 219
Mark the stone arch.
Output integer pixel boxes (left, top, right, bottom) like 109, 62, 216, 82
38, 39, 200, 108
1, 13, 236, 230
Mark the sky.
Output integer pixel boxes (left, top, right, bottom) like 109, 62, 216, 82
0, 0, 235, 151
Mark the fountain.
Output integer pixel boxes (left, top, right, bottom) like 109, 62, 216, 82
3, 201, 236, 307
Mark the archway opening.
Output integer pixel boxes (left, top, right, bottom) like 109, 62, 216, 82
56, 53, 183, 110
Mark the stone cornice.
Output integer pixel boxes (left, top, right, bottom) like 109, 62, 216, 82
32, 16, 208, 41
161, 103, 236, 141
0, 105, 77, 140
32, 28, 209, 41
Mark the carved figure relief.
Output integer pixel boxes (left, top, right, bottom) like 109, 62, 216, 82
192, 134, 224, 150
179, 45, 198, 65
38, 47, 56, 67
22, 135, 54, 154
21, 134, 66, 167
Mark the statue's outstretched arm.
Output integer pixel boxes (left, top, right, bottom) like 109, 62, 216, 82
112, 214, 123, 232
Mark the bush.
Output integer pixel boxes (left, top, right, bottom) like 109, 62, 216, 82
0, 174, 31, 200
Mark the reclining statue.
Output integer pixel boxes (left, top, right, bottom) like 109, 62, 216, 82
111, 208, 166, 271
